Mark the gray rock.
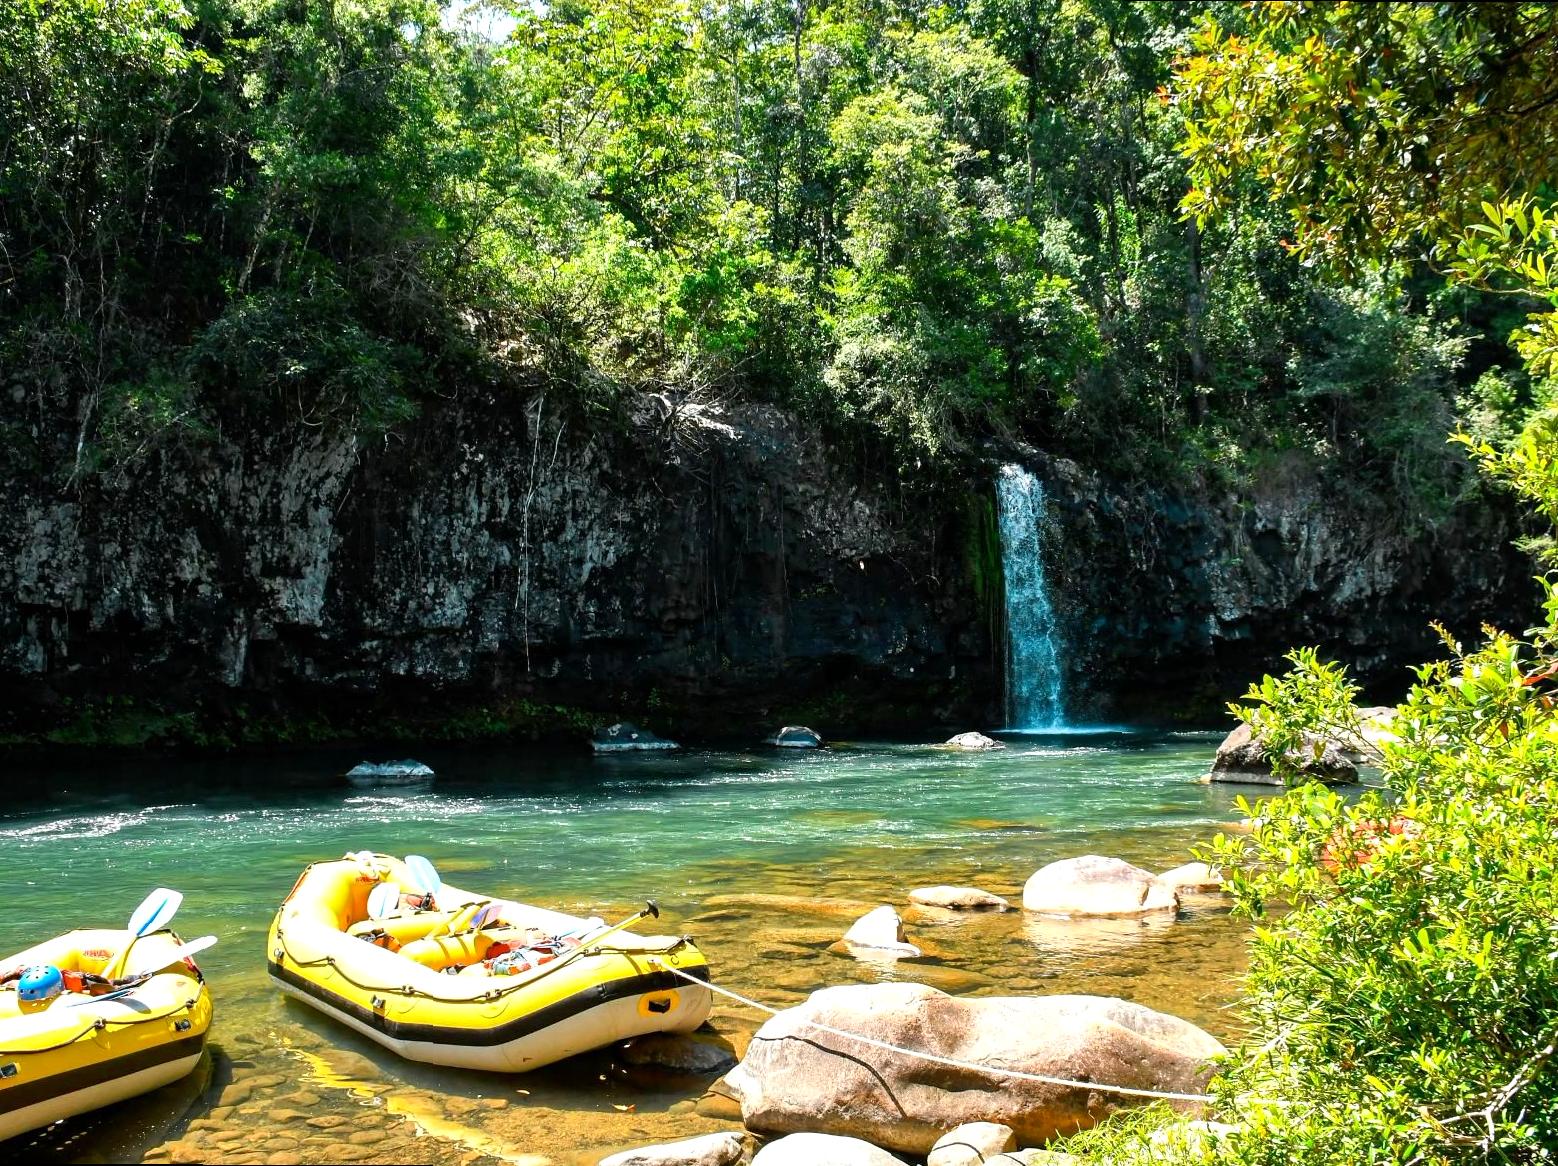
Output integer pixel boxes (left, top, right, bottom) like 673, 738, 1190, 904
345, 759, 434, 783
1022, 855, 1178, 917
909, 885, 1011, 911
592, 722, 679, 752
926, 1122, 1016, 1166
751, 1133, 906, 1166
599, 1132, 745, 1166
941, 732, 1005, 751
1209, 723, 1355, 784
766, 725, 823, 748
725, 982, 1225, 1155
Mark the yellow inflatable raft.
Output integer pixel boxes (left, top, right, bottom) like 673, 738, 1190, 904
0, 930, 211, 1142
266, 854, 713, 1072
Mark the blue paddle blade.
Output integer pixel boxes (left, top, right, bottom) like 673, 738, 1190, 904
404, 855, 441, 896
128, 888, 182, 938
366, 882, 399, 920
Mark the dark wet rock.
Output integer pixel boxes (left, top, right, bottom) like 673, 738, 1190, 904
621, 1033, 738, 1075
1209, 723, 1356, 785
593, 722, 679, 752
726, 983, 1223, 1155
766, 725, 823, 748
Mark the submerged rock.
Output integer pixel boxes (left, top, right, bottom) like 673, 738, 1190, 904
1022, 855, 1178, 917
842, 906, 921, 958
751, 1133, 906, 1166
909, 885, 1011, 911
940, 732, 1004, 751
592, 722, 679, 752
600, 1131, 745, 1166
1208, 723, 1355, 785
766, 725, 824, 748
725, 983, 1225, 1155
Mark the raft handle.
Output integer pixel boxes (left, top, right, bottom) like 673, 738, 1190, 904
0, 1063, 16, 1078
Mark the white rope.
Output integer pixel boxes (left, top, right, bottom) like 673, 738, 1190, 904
659, 963, 1216, 1104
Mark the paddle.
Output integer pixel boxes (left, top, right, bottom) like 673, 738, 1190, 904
404, 854, 441, 908
366, 882, 400, 920
104, 888, 183, 980
574, 900, 659, 949
124, 933, 218, 979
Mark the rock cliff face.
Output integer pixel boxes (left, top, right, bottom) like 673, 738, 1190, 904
1025, 451, 1533, 721
0, 393, 991, 743
0, 396, 1535, 746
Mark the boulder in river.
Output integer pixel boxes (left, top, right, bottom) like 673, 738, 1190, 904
345, 759, 434, 784
842, 906, 922, 958
1022, 855, 1178, 917
751, 1133, 906, 1166
592, 722, 679, 752
724, 982, 1225, 1155
926, 1122, 1016, 1166
600, 1131, 746, 1166
909, 885, 1011, 911
766, 725, 824, 748
1208, 722, 1355, 785
940, 732, 1005, 751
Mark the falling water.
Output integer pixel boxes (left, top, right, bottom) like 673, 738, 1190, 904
995, 464, 1066, 729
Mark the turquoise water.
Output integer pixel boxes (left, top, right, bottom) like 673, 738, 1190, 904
0, 733, 1254, 1164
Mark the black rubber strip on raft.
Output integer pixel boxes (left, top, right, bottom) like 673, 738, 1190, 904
0, 1031, 206, 1112
267, 959, 711, 1048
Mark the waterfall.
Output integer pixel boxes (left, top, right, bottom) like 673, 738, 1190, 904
995, 464, 1066, 729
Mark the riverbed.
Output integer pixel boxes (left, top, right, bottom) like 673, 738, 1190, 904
0, 732, 1253, 1164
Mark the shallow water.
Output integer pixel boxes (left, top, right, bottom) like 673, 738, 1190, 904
0, 732, 1255, 1164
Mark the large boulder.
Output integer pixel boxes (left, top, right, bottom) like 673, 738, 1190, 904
941, 732, 1005, 751
1208, 723, 1355, 785
1022, 856, 1178, 917
592, 722, 679, 752
600, 1132, 745, 1166
725, 983, 1225, 1155
751, 1133, 905, 1166
909, 886, 1012, 912
767, 725, 824, 748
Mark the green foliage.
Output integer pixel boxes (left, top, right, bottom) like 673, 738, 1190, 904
0, 0, 1529, 520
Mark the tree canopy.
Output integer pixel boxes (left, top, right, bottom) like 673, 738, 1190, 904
0, 0, 1530, 517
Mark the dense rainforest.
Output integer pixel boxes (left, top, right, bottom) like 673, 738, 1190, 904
0, 0, 1543, 745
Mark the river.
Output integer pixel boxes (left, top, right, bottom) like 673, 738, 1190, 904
0, 732, 1252, 1164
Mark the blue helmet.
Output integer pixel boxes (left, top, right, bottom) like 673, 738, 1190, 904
18, 964, 63, 1003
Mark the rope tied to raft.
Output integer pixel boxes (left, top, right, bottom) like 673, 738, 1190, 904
656, 962, 1219, 1105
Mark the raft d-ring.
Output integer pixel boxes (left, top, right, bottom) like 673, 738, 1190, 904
371, 995, 386, 1011
638, 990, 678, 1018
1, 1063, 18, 1079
